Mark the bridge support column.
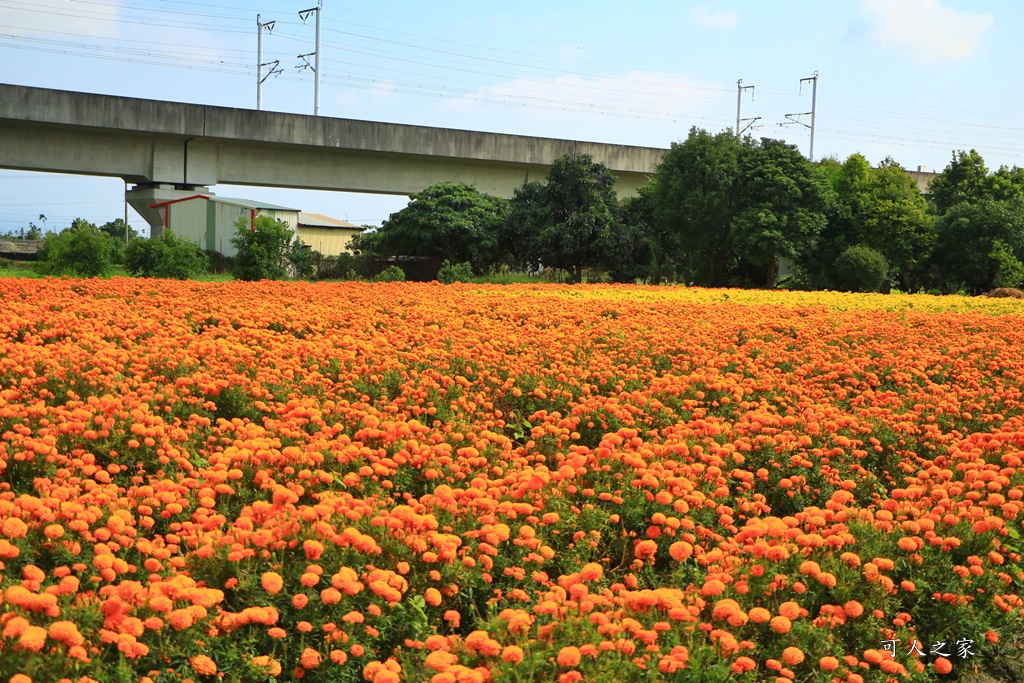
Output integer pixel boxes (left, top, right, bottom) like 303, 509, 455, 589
127, 183, 213, 238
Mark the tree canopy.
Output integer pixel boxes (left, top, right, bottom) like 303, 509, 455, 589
368, 183, 508, 272
512, 153, 623, 283
649, 128, 743, 286
933, 198, 1024, 295
730, 138, 834, 287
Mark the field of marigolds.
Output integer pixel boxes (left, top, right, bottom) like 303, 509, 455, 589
3, 279, 1024, 683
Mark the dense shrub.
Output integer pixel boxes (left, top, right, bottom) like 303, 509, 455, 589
286, 240, 320, 279
231, 215, 295, 281
437, 259, 474, 284
203, 250, 234, 274
313, 253, 358, 280
124, 232, 209, 279
373, 265, 406, 282
34, 219, 115, 277
831, 245, 889, 293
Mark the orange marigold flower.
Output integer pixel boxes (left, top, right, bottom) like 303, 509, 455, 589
934, 657, 953, 674
769, 616, 792, 634
634, 540, 658, 560
424, 587, 443, 607
669, 541, 693, 562
798, 560, 821, 576
557, 646, 581, 668
425, 650, 457, 672
731, 657, 756, 673
49, 621, 84, 647
261, 572, 284, 595
303, 540, 324, 560
321, 587, 342, 605
300, 648, 321, 669
819, 656, 839, 671
986, 630, 999, 644
700, 579, 726, 597
843, 601, 864, 618
2, 517, 28, 539
778, 601, 801, 619
748, 607, 771, 623
252, 656, 282, 677
579, 562, 603, 582
502, 645, 524, 664
190, 655, 217, 676
782, 647, 805, 666
18, 625, 48, 652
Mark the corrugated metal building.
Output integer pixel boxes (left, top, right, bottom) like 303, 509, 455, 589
148, 195, 300, 258
297, 213, 365, 256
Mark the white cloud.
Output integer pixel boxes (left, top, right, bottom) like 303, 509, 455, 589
689, 5, 739, 30
858, 0, 993, 62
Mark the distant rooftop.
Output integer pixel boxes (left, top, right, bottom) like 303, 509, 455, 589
298, 212, 364, 230
216, 197, 300, 212
148, 194, 300, 212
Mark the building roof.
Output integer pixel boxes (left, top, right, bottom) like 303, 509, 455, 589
216, 197, 300, 212
148, 194, 299, 212
298, 212, 365, 230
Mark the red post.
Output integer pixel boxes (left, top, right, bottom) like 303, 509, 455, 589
251, 209, 257, 232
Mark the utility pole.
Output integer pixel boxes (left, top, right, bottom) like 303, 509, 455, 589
256, 15, 281, 111
785, 72, 819, 160
298, 0, 323, 115
735, 79, 759, 138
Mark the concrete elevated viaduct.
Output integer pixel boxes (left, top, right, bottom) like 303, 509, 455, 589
0, 84, 666, 234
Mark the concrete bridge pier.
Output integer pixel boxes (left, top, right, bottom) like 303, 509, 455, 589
127, 183, 212, 238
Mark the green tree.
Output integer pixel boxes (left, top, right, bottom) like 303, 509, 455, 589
97, 218, 140, 265
34, 218, 116, 277
286, 240, 320, 280
124, 231, 209, 279
817, 155, 935, 291
730, 138, 834, 287
511, 153, 621, 283
861, 159, 935, 290
373, 265, 406, 282
932, 198, 1024, 294
832, 245, 889, 293
498, 181, 546, 273
99, 218, 139, 243
437, 260, 474, 284
989, 164, 1024, 203
928, 149, 991, 215
371, 183, 508, 271
649, 128, 744, 286
231, 215, 296, 281
25, 225, 42, 240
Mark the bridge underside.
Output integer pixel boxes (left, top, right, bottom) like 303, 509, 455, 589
0, 84, 662, 234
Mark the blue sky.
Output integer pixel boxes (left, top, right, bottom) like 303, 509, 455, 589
1, 0, 1022, 237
